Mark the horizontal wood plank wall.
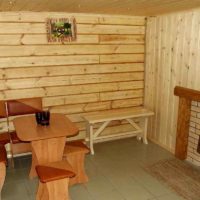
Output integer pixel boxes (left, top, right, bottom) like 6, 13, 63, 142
145, 9, 200, 152
0, 12, 145, 140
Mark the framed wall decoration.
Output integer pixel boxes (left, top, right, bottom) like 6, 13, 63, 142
46, 17, 77, 42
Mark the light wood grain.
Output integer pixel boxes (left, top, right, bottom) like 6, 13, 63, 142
83, 107, 154, 123
0, 2, 200, 16
0, 11, 145, 142
0, 55, 99, 68
0, 45, 144, 57
145, 9, 200, 152
4, 63, 143, 79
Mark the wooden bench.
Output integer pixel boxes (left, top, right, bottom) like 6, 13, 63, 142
83, 107, 154, 155
63, 140, 90, 185
36, 160, 75, 200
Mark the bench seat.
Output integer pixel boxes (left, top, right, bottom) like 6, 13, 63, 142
83, 107, 154, 154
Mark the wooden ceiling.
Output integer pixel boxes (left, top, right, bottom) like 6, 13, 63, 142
0, 0, 200, 16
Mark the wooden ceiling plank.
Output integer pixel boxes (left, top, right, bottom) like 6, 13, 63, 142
1, 0, 200, 17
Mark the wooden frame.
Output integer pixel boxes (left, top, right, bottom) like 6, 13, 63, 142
174, 86, 200, 159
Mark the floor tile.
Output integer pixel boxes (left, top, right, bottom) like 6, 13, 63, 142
85, 174, 115, 199
116, 178, 154, 200
70, 184, 94, 200
94, 189, 125, 200
2, 180, 30, 200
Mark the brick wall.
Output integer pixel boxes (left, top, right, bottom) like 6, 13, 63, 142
187, 101, 200, 166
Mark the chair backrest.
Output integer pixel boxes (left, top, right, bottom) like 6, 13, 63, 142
0, 101, 7, 119
0, 145, 7, 164
6, 97, 43, 116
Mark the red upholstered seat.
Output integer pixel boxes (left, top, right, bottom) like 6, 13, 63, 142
0, 132, 10, 146
36, 160, 75, 200
0, 145, 7, 164
64, 140, 90, 154
63, 140, 89, 185
36, 165, 75, 183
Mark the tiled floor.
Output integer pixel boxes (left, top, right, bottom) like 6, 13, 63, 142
2, 138, 185, 200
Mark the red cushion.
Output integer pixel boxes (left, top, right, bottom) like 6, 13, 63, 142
7, 98, 42, 116
65, 140, 90, 154
36, 165, 75, 183
0, 145, 7, 164
0, 132, 10, 145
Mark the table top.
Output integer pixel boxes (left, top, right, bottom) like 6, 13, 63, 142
13, 113, 79, 141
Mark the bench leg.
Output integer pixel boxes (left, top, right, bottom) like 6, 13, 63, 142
89, 124, 94, 155
142, 117, 148, 144
36, 178, 70, 200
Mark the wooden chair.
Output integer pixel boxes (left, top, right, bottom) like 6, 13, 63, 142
6, 97, 43, 166
0, 145, 7, 199
63, 140, 90, 185
36, 160, 75, 200
0, 101, 10, 146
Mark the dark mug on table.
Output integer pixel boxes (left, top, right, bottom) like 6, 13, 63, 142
35, 111, 50, 126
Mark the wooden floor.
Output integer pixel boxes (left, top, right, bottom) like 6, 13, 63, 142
2, 138, 185, 200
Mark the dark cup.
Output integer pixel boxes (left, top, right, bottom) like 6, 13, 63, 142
41, 111, 50, 126
35, 112, 42, 124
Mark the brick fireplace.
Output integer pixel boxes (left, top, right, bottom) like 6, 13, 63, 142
187, 101, 200, 166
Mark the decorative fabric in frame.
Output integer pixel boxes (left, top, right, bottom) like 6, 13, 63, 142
46, 17, 77, 42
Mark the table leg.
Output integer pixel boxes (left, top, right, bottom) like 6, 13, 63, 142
30, 137, 66, 178
29, 148, 37, 179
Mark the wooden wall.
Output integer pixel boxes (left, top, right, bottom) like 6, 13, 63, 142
0, 12, 145, 140
145, 9, 200, 152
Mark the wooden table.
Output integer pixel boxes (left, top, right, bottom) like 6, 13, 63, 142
13, 113, 79, 179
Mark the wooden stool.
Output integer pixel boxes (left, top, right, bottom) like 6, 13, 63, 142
36, 160, 75, 200
0, 145, 7, 198
63, 140, 90, 185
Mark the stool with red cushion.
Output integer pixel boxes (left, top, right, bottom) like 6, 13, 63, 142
36, 160, 75, 200
63, 140, 90, 185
